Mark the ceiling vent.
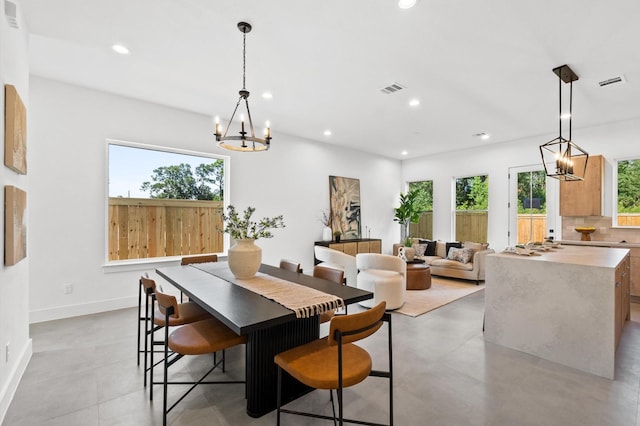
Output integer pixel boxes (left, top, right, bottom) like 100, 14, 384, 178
4, 1, 19, 29
380, 82, 406, 94
598, 75, 626, 88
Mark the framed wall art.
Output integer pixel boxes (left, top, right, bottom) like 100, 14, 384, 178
5, 185, 27, 265
4, 84, 27, 174
329, 175, 361, 239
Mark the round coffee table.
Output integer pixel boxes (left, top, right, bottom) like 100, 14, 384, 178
406, 263, 431, 290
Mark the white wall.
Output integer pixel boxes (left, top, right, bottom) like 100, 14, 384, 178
402, 117, 640, 250
27, 76, 402, 322
0, 0, 31, 421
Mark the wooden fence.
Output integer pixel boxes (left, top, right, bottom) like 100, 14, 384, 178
618, 214, 640, 226
108, 198, 224, 261
406, 212, 639, 245
517, 214, 546, 244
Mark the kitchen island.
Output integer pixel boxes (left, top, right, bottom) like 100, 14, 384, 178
484, 245, 630, 379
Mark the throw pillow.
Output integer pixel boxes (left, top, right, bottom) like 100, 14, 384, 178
447, 247, 475, 264
445, 241, 462, 257
419, 239, 437, 256
436, 241, 447, 258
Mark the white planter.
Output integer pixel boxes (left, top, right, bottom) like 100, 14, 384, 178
228, 239, 262, 279
322, 226, 333, 241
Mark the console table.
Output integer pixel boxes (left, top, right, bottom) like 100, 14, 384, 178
314, 238, 381, 261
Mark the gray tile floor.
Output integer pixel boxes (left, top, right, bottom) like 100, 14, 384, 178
4, 290, 640, 425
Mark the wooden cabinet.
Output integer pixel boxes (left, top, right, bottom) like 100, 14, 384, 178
315, 239, 381, 260
630, 248, 640, 297
560, 155, 603, 216
615, 254, 631, 347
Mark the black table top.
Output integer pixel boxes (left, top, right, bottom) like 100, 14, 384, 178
155, 262, 372, 335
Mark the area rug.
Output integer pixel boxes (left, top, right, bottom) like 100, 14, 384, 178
394, 277, 485, 317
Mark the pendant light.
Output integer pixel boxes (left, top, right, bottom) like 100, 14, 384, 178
215, 22, 271, 152
539, 64, 589, 181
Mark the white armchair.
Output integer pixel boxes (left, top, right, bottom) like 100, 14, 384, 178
356, 253, 406, 310
313, 246, 357, 287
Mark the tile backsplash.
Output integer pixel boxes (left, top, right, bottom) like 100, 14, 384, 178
562, 216, 640, 243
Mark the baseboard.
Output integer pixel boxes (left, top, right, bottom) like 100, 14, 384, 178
29, 296, 138, 324
0, 338, 32, 424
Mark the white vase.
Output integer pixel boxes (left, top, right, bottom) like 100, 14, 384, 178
322, 226, 332, 241
404, 247, 415, 261
228, 239, 262, 279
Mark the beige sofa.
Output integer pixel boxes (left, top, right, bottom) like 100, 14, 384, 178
394, 240, 494, 284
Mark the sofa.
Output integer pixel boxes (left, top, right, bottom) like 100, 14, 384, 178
394, 240, 494, 284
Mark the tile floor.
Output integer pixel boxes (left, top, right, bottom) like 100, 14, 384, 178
4, 290, 640, 425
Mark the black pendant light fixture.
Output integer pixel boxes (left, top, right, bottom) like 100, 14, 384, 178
215, 22, 271, 152
539, 64, 589, 181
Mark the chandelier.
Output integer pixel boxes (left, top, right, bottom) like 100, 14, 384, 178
215, 22, 271, 152
539, 64, 588, 181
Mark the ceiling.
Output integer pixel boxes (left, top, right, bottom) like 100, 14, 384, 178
17, 0, 640, 159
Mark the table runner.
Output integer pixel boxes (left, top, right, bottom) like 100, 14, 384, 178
199, 265, 344, 319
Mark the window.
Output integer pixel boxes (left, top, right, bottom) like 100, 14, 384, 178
408, 180, 433, 239
107, 141, 228, 261
454, 175, 488, 243
516, 170, 547, 243
615, 158, 640, 227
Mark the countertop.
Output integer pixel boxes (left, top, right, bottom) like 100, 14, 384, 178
559, 240, 640, 249
492, 244, 629, 268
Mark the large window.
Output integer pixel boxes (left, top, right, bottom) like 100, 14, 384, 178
615, 158, 640, 227
107, 141, 228, 261
408, 180, 433, 239
454, 175, 488, 243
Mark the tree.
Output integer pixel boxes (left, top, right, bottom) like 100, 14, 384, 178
140, 161, 224, 200
456, 175, 488, 210
618, 160, 640, 212
409, 180, 433, 212
517, 170, 546, 213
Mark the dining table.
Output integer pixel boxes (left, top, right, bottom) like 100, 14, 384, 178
155, 261, 373, 417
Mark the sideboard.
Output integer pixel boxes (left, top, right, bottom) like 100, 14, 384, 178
314, 238, 381, 261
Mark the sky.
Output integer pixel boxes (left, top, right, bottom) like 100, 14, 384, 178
108, 143, 223, 198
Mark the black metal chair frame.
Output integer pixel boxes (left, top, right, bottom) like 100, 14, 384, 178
157, 302, 245, 426
276, 312, 393, 426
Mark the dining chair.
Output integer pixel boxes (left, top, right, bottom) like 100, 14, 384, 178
180, 254, 218, 265
313, 265, 346, 323
141, 276, 211, 399
314, 245, 356, 286
137, 273, 152, 367
279, 259, 302, 273
155, 290, 247, 426
179, 254, 218, 302
274, 301, 393, 426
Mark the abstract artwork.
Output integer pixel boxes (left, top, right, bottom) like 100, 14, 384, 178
4, 84, 27, 174
329, 176, 361, 239
4, 185, 27, 266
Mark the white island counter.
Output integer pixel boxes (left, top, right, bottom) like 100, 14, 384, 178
484, 245, 630, 379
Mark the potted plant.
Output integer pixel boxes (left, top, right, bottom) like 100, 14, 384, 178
403, 237, 416, 261
333, 230, 342, 243
222, 205, 285, 279
393, 190, 420, 242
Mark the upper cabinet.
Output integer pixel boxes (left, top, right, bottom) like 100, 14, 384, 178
560, 155, 604, 216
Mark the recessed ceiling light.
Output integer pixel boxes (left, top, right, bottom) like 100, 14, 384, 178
324, 130, 332, 136
401, 150, 408, 156
112, 44, 130, 55
398, 0, 417, 9
409, 99, 420, 107
262, 92, 273, 99
473, 132, 490, 140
